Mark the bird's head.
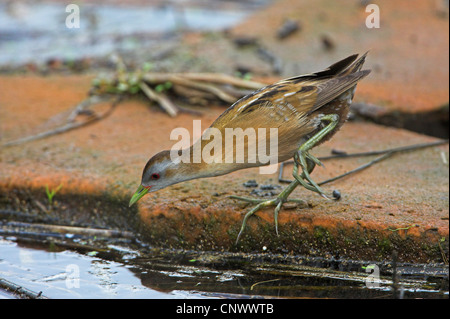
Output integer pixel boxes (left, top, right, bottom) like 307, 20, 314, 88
129, 150, 182, 207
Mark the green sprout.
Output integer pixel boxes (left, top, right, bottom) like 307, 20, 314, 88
234, 71, 252, 81
45, 184, 63, 205
155, 81, 173, 93
362, 265, 376, 270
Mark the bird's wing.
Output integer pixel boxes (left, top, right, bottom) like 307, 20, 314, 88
218, 69, 370, 123
281, 53, 359, 82
305, 70, 370, 114
212, 52, 371, 130
202, 53, 370, 166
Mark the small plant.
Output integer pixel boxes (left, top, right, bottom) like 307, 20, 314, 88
45, 184, 63, 205
234, 71, 252, 81
155, 81, 173, 93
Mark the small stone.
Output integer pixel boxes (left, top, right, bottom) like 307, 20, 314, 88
243, 180, 258, 188
332, 189, 341, 200
277, 19, 301, 39
260, 184, 281, 190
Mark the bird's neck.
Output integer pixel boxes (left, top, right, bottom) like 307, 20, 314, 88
167, 143, 237, 184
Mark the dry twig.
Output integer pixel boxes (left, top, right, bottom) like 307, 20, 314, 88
139, 82, 178, 117
1, 96, 120, 148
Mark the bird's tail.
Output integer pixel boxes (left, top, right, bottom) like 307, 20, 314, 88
338, 51, 369, 76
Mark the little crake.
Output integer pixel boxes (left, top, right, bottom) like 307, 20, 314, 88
129, 53, 370, 242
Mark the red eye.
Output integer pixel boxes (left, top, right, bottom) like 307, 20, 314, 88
151, 173, 160, 180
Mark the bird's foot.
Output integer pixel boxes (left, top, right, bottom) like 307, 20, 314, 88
293, 151, 330, 199
229, 195, 306, 244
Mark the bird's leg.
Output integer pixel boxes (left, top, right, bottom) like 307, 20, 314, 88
231, 114, 340, 243
231, 163, 316, 243
293, 114, 339, 199
230, 154, 316, 206
231, 177, 304, 244
292, 152, 319, 193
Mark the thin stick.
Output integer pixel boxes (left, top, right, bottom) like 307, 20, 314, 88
1, 106, 115, 148
318, 152, 393, 186
143, 74, 237, 103
172, 79, 236, 103
250, 278, 281, 290
139, 82, 178, 117
142, 72, 265, 90
318, 139, 449, 160
1, 97, 120, 148
279, 140, 449, 184
0, 277, 48, 299
12, 234, 111, 254
4, 221, 136, 239
179, 73, 265, 89
66, 95, 110, 122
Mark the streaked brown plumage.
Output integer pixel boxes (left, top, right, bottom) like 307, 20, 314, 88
196, 52, 370, 173
129, 53, 371, 240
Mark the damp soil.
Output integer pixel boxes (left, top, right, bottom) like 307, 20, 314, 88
1, 184, 448, 265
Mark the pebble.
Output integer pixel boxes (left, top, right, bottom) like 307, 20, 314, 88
243, 180, 258, 188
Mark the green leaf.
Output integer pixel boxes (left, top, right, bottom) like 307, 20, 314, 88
142, 62, 153, 72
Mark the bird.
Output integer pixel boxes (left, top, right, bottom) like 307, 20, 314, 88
129, 53, 371, 243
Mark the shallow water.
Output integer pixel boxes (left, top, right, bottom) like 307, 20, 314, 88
0, 237, 448, 299
0, 1, 261, 66
0, 238, 181, 298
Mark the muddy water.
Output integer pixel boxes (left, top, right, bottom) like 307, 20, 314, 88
0, 238, 447, 299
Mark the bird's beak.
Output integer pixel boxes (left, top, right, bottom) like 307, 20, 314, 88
129, 184, 151, 207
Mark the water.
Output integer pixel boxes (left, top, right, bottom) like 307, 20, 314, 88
0, 1, 257, 66
0, 237, 447, 299
0, 238, 185, 298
